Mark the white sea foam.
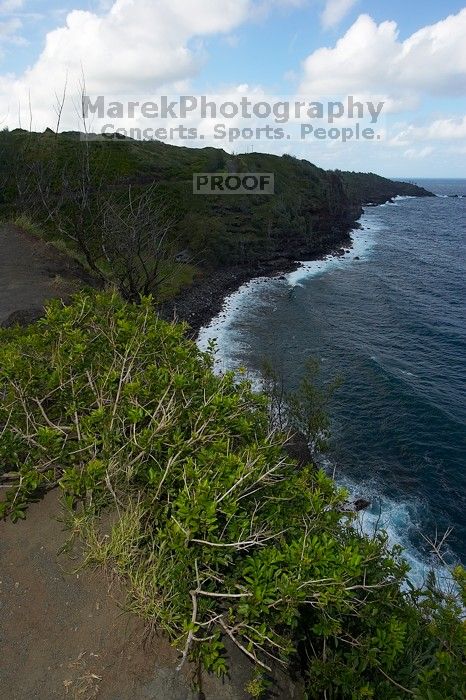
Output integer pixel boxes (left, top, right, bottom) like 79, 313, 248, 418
196, 204, 458, 591
197, 274, 280, 375
198, 212, 383, 367
327, 468, 458, 592
286, 215, 381, 286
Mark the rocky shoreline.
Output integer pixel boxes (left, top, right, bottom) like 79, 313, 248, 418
161, 229, 355, 337
161, 186, 435, 337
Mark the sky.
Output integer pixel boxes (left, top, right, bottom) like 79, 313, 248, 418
0, 0, 465, 177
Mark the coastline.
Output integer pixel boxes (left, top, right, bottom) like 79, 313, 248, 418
195, 207, 380, 369
162, 192, 434, 338
161, 228, 355, 336
191, 191, 463, 590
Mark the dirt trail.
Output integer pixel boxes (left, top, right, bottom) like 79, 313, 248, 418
0, 492, 258, 700
0, 224, 88, 327
0, 226, 299, 699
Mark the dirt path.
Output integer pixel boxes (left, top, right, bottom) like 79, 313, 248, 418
0, 225, 299, 700
0, 224, 90, 327
0, 492, 259, 700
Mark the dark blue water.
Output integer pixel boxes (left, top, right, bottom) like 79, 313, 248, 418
199, 179, 466, 583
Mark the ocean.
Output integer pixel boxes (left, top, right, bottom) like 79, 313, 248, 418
198, 178, 466, 587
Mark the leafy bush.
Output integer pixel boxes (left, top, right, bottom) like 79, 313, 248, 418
0, 292, 464, 698
261, 357, 342, 455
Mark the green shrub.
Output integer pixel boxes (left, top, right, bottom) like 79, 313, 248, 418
0, 292, 464, 697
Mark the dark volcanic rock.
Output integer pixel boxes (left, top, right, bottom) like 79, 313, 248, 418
162, 232, 353, 335
341, 498, 371, 513
1, 307, 45, 328
354, 499, 371, 512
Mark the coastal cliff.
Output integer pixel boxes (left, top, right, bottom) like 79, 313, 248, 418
0, 129, 433, 331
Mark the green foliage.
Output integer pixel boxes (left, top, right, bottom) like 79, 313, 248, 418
1, 130, 432, 284
245, 670, 271, 698
0, 292, 463, 698
262, 357, 342, 454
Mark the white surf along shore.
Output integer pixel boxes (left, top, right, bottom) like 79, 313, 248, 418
197, 209, 380, 373
196, 202, 456, 590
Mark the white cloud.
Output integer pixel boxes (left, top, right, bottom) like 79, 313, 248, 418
0, 0, 24, 55
429, 115, 466, 140
0, 0, 24, 12
403, 146, 435, 159
30, 0, 252, 92
391, 115, 466, 146
321, 0, 357, 29
0, 17, 20, 36
0, 0, 257, 128
0, 0, 464, 177
300, 9, 466, 107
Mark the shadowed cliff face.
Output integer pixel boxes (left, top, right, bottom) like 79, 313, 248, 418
339, 170, 434, 206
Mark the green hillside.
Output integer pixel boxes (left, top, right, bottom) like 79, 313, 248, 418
0, 129, 433, 299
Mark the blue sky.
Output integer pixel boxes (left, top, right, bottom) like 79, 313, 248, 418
197, 0, 466, 92
1, 0, 465, 177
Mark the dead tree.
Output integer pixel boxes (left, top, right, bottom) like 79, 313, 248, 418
100, 183, 177, 301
